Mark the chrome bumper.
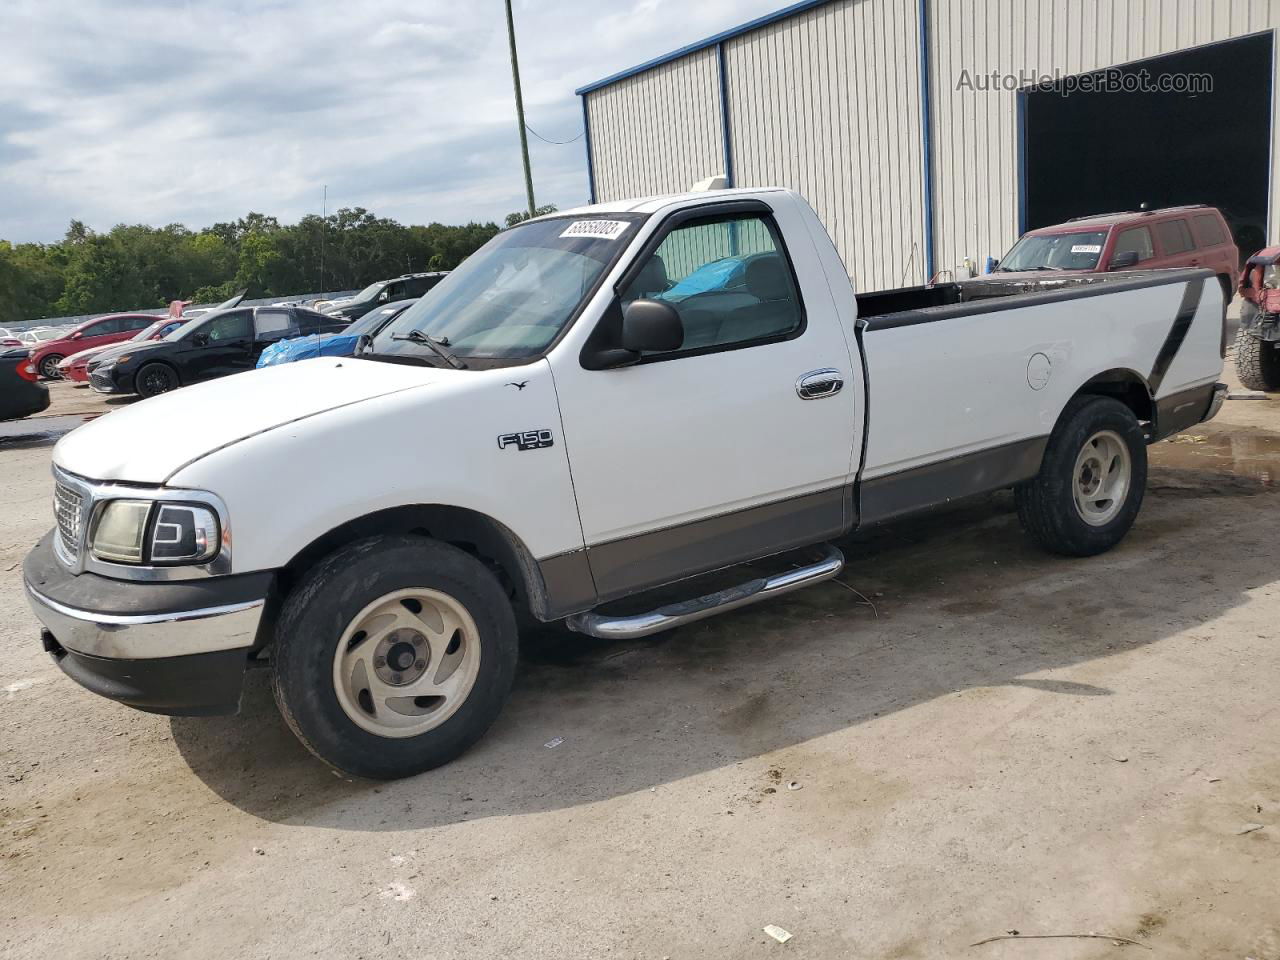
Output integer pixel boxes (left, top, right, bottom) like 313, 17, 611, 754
24, 581, 263, 660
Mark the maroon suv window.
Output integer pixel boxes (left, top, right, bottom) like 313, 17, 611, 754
1113, 226, 1155, 262
1191, 213, 1226, 247
1154, 219, 1195, 256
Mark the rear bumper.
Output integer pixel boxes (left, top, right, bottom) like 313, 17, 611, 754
23, 532, 274, 715
1203, 382, 1229, 422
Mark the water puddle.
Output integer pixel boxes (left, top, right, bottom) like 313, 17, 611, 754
1150, 426, 1280, 495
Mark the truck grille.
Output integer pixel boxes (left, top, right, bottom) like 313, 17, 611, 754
54, 480, 84, 554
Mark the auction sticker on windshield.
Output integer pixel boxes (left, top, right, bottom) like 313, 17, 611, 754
560, 220, 630, 240
1071, 244, 1102, 254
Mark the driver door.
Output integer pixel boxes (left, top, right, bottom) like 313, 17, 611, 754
184, 309, 255, 382
549, 204, 859, 602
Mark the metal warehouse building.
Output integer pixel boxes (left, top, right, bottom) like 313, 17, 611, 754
576, 0, 1279, 290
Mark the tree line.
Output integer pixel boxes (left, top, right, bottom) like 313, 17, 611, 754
0, 207, 511, 324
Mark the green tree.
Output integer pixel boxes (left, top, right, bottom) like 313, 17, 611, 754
504, 204, 558, 227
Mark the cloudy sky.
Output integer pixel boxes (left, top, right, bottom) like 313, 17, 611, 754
0, 0, 786, 242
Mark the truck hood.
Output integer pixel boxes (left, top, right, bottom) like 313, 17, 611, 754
54, 357, 443, 483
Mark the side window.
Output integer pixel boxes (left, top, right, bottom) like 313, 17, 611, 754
294, 310, 325, 335
204, 310, 253, 342
1154, 219, 1194, 255
1113, 227, 1155, 262
89, 318, 121, 335
254, 309, 296, 339
621, 214, 802, 354
1192, 213, 1226, 248
384, 282, 403, 300
127, 315, 155, 330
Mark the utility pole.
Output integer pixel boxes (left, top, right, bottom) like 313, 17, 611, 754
504, 0, 536, 219
320, 184, 327, 292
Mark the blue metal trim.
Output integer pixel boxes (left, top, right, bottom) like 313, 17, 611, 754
716, 42, 735, 187
917, 0, 935, 282
574, 0, 837, 95
1015, 88, 1027, 235
1269, 29, 1276, 246
580, 94, 597, 203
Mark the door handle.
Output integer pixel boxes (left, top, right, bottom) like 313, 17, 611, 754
796, 368, 844, 399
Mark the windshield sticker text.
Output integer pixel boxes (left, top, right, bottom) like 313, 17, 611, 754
1071, 244, 1102, 254
559, 220, 630, 241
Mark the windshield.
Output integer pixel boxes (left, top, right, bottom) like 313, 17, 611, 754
131, 320, 168, 342
999, 229, 1109, 271
350, 281, 385, 304
371, 216, 637, 362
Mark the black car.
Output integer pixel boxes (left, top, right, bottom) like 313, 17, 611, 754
1, 347, 51, 420
322, 272, 448, 322
90, 305, 348, 398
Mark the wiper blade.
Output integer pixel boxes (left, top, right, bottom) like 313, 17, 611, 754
390, 329, 467, 369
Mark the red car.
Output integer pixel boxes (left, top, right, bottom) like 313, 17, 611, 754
29, 312, 160, 380
993, 205, 1239, 303
57, 317, 185, 383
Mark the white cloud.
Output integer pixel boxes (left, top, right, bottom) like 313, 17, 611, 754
0, 0, 783, 241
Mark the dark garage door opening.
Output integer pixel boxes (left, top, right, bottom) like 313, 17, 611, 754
1023, 32, 1273, 262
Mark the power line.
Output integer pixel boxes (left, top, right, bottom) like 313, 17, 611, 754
525, 123, 584, 145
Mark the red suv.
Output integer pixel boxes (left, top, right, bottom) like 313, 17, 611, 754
994, 205, 1239, 303
29, 313, 160, 380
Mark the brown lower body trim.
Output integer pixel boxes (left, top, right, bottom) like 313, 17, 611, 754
574, 487, 848, 606
858, 436, 1049, 526
1153, 383, 1216, 441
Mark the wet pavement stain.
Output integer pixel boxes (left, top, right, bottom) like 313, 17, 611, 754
1151, 425, 1280, 493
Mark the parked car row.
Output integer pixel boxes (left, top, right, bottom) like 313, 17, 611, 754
89, 303, 349, 397
319, 272, 447, 322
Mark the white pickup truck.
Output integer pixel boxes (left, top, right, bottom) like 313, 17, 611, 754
24, 188, 1226, 779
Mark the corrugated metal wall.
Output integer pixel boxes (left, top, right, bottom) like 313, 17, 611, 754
723, 0, 925, 291
582, 0, 1280, 291
929, 0, 1280, 278
583, 47, 724, 201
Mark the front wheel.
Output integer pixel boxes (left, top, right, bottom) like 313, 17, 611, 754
136, 362, 179, 398
1016, 396, 1147, 557
271, 535, 518, 779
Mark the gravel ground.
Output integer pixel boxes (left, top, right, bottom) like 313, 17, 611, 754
2, 375, 1279, 959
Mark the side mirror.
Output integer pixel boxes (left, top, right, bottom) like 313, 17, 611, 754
1109, 251, 1140, 270
193, 333, 209, 347
71, 331, 83, 340
378, 290, 390, 303
621, 299, 683, 353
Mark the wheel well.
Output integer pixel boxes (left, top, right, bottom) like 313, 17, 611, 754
1072, 369, 1155, 435
1218, 273, 1233, 302
276, 505, 549, 622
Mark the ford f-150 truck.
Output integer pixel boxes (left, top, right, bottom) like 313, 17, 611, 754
23, 188, 1227, 779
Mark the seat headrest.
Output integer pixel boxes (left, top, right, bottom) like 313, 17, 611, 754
745, 256, 791, 301
632, 255, 668, 297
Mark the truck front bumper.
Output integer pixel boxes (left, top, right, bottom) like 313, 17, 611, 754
23, 532, 274, 716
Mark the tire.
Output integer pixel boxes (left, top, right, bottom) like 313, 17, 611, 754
271, 535, 519, 779
1234, 326, 1280, 392
38, 354, 64, 380
135, 362, 179, 398
1015, 395, 1147, 557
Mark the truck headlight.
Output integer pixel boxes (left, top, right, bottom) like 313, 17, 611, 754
89, 500, 220, 565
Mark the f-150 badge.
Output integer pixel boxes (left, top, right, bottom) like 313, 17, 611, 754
497, 429, 554, 451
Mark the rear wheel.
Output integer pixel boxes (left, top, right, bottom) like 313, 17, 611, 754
38, 354, 64, 380
1234, 326, 1280, 391
1016, 396, 1147, 557
136, 362, 178, 398
271, 535, 518, 779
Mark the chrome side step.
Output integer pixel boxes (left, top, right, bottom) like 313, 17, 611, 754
566, 544, 845, 640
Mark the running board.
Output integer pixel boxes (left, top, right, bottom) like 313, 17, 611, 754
566, 544, 845, 640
